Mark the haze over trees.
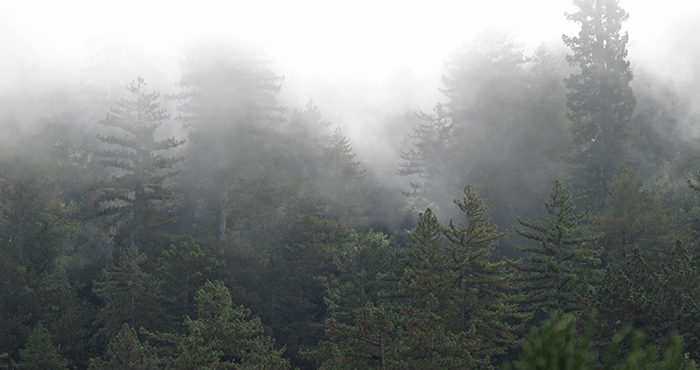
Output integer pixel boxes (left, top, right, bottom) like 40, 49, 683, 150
2, 0, 700, 368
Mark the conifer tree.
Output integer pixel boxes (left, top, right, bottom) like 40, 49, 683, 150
596, 242, 700, 361
515, 312, 698, 369
401, 209, 454, 311
396, 208, 472, 368
17, 323, 68, 370
151, 280, 289, 369
94, 77, 183, 258
155, 238, 223, 332
398, 105, 453, 214
563, 0, 636, 203
598, 167, 675, 266
514, 181, 601, 317
315, 302, 397, 370
89, 323, 159, 370
93, 245, 161, 343
441, 185, 523, 364
0, 172, 76, 272
311, 230, 400, 368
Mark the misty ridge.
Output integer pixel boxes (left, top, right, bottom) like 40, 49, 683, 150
2, 0, 700, 369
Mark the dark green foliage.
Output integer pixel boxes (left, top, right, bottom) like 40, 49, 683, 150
515, 181, 601, 316
311, 230, 399, 368
326, 230, 396, 319
89, 323, 159, 370
563, 0, 636, 203
149, 280, 289, 369
17, 323, 68, 370
0, 172, 77, 272
441, 186, 523, 364
93, 77, 183, 257
314, 302, 397, 370
597, 168, 677, 265
396, 209, 473, 368
596, 242, 700, 360
155, 238, 224, 331
93, 245, 161, 343
515, 312, 595, 370
401, 208, 453, 311
514, 312, 697, 369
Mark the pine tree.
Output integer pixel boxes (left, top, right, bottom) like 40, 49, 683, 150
89, 323, 159, 370
17, 323, 68, 370
398, 105, 453, 214
315, 302, 397, 370
155, 238, 223, 332
598, 167, 676, 266
401, 209, 454, 311
396, 208, 472, 368
311, 230, 400, 369
0, 172, 76, 272
515, 312, 595, 370
563, 0, 636, 203
514, 312, 698, 369
152, 280, 289, 369
441, 186, 523, 364
93, 245, 161, 343
514, 181, 601, 317
93, 77, 183, 258
596, 242, 700, 361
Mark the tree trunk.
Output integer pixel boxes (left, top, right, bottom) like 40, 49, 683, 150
379, 331, 386, 369
218, 180, 230, 240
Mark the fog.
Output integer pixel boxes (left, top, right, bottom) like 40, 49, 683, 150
4, 1, 700, 368
2, 0, 699, 167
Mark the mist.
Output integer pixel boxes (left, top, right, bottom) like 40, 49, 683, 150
2, 0, 700, 368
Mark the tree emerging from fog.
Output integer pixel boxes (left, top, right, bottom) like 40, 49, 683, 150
563, 0, 636, 204
93, 78, 184, 258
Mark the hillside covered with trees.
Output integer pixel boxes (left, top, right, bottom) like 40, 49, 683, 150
1, 0, 700, 368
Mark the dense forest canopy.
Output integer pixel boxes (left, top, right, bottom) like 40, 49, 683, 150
2, 0, 700, 368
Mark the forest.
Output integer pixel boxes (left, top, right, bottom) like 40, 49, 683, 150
1, 0, 700, 368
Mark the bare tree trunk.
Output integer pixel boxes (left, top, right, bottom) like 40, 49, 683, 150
379, 332, 386, 370
218, 180, 229, 240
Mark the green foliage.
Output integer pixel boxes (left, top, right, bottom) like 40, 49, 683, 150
326, 230, 396, 319
515, 312, 595, 370
596, 241, 700, 360
93, 77, 183, 257
311, 229, 400, 368
597, 167, 676, 265
93, 245, 161, 343
17, 323, 68, 370
401, 208, 454, 310
89, 323, 159, 370
314, 302, 398, 370
149, 280, 289, 369
514, 312, 697, 370
0, 172, 77, 272
395, 208, 474, 367
563, 0, 636, 203
155, 238, 224, 331
515, 181, 601, 316
441, 186, 522, 363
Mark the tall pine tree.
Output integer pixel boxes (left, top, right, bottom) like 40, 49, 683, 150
514, 181, 601, 318
93, 77, 183, 258
563, 0, 636, 203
